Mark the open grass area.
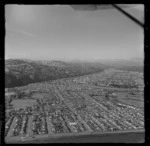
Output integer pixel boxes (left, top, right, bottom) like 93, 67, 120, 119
115, 91, 144, 108
11, 99, 37, 110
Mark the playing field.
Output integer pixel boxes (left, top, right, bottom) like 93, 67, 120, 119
11, 99, 37, 110
115, 91, 144, 108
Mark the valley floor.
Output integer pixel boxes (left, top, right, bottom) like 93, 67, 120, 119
5, 69, 144, 143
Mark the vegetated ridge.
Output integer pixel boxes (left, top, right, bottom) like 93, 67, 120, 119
5, 59, 106, 88
5, 58, 143, 88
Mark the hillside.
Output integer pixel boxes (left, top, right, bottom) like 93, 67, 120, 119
99, 59, 144, 72
5, 58, 143, 88
5, 59, 106, 88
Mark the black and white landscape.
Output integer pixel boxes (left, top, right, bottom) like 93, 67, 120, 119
5, 4, 144, 143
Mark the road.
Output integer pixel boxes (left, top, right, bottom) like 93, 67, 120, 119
5, 129, 145, 143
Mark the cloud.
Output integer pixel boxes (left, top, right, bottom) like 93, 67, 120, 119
6, 24, 36, 38
16, 29, 36, 37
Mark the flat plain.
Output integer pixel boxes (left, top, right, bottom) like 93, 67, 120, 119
5, 69, 144, 143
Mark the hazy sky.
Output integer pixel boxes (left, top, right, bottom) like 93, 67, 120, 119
5, 4, 144, 60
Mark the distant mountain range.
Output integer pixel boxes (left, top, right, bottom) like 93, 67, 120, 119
5, 58, 143, 88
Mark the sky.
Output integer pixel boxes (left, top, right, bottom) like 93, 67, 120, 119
5, 4, 144, 61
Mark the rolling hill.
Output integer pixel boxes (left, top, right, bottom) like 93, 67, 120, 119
5, 59, 106, 88
5, 58, 143, 88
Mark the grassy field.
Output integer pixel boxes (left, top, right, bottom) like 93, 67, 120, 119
11, 99, 37, 109
118, 98, 144, 108
114, 91, 144, 108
